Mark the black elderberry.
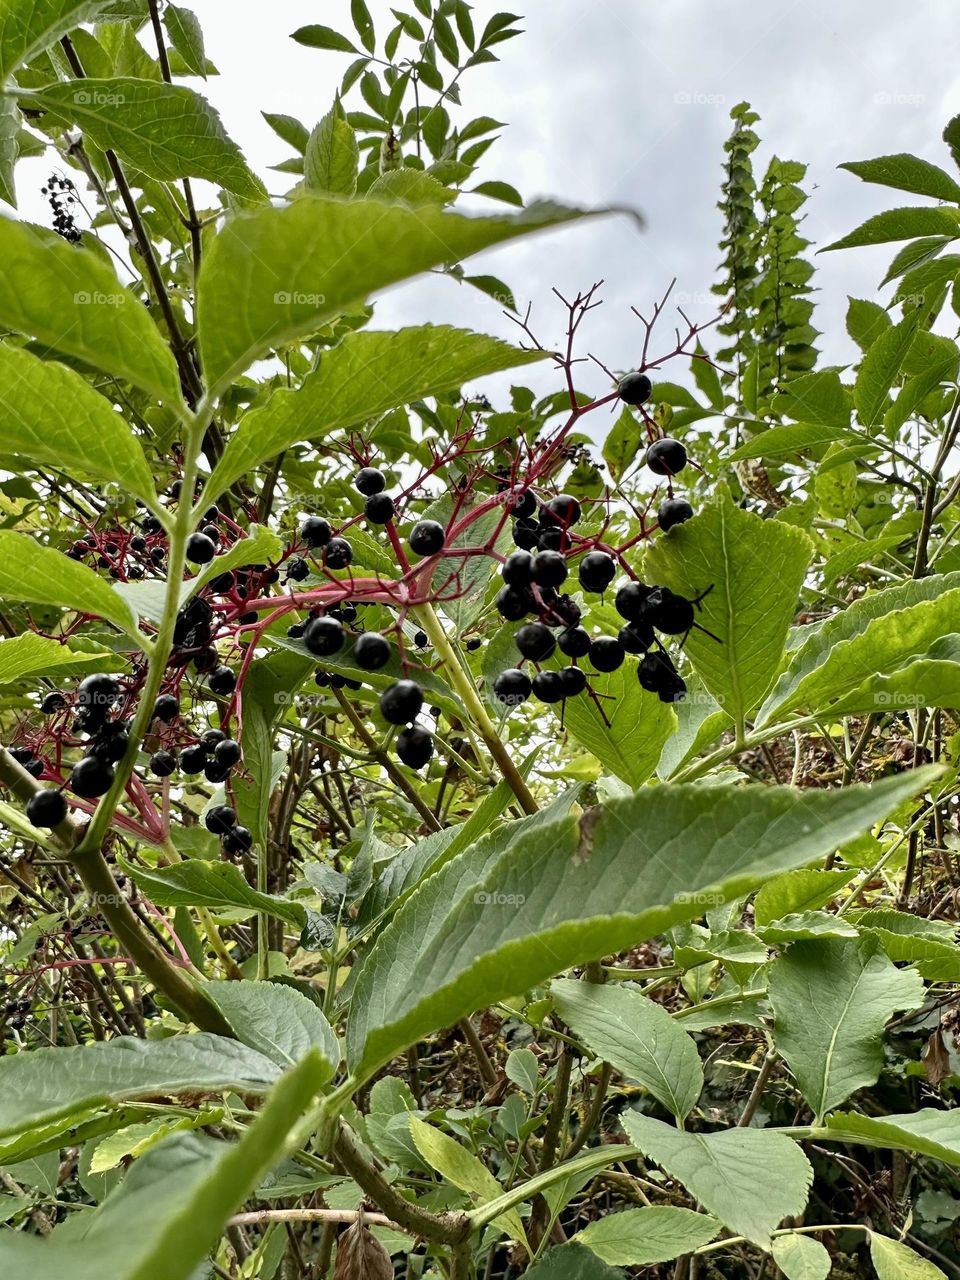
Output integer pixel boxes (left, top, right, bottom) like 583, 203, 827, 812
466, 637, 482, 651
646, 437, 687, 476
536, 525, 566, 552
207, 666, 237, 697
205, 804, 236, 835
353, 632, 391, 671
23, 757, 44, 777
559, 666, 587, 697
141, 515, 163, 535
531, 550, 568, 589
214, 738, 242, 768
77, 673, 119, 713
615, 581, 655, 622
618, 371, 652, 405
304, 617, 344, 658
149, 749, 177, 777
222, 824, 253, 855
496, 584, 534, 622
578, 551, 616, 593
558, 626, 592, 658
287, 622, 306, 639
396, 726, 434, 769
40, 692, 67, 714
658, 497, 694, 531
26, 788, 67, 828
286, 557, 310, 582
531, 670, 565, 703
506, 488, 537, 519
365, 493, 395, 524
179, 745, 208, 774
413, 630, 428, 648
130, 535, 146, 552
186, 532, 216, 564
300, 516, 332, 548
208, 572, 234, 594
355, 467, 386, 496
409, 520, 445, 556
323, 537, 352, 570
70, 755, 115, 799
501, 551, 534, 586
379, 679, 423, 725
201, 729, 226, 749
589, 636, 625, 673
638, 649, 687, 702
153, 693, 180, 723
193, 646, 219, 673
515, 622, 556, 662
204, 759, 232, 784
543, 494, 581, 528
492, 668, 531, 707
9, 746, 33, 765
512, 519, 540, 550
619, 621, 655, 653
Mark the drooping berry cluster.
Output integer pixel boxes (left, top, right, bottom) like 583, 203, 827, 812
41, 173, 81, 243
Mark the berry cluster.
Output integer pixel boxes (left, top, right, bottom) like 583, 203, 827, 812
41, 173, 81, 243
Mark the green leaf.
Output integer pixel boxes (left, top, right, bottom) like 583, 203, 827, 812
0, 0, 113, 83
551, 979, 703, 1119
409, 1117, 524, 1240
0, 1052, 327, 1280
202, 980, 339, 1077
621, 1112, 812, 1248
691, 346, 724, 410
291, 23, 358, 52
870, 1234, 947, 1279
0, 93, 18, 206
89, 1110, 220, 1173
757, 577, 960, 724
770, 369, 853, 428
33, 79, 265, 200
163, 4, 205, 76
504, 1047, 538, 1094
346, 769, 935, 1078
0, 631, 120, 685
771, 1232, 832, 1280
188, 524, 283, 599
729, 421, 859, 462
603, 405, 644, 480
196, 196, 594, 397
0, 344, 155, 502
853, 909, 960, 981
263, 111, 309, 152
884, 354, 959, 433
0, 219, 181, 402
0, 1032, 280, 1143
205, 325, 544, 500
119, 856, 306, 927
822, 1108, 960, 1166
572, 1207, 719, 1267
555, 660, 675, 788
0, 531, 139, 639
847, 297, 892, 353
768, 936, 923, 1119
840, 154, 960, 203
304, 104, 358, 195
822, 207, 960, 253
854, 310, 922, 427
754, 868, 857, 925
644, 484, 814, 729
471, 179, 523, 206
525, 1244, 625, 1279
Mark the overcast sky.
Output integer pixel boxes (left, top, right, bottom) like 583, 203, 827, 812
19, 1, 960, 414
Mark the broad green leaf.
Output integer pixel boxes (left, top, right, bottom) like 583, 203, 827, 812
0, 0, 113, 82
831, 633, 960, 715
822, 207, 960, 253
0, 631, 120, 684
203, 980, 339, 1076
119, 855, 306, 927
196, 196, 593, 396
729, 422, 860, 462
885, 354, 959, 433
0, 531, 139, 639
755, 910, 859, 943
89, 1110, 220, 1173
291, 23, 358, 52
33, 79, 264, 200
346, 769, 936, 1077
525, 1243, 624, 1279
572, 1207, 719, 1266
551, 979, 702, 1119
644, 484, 813, 729
205, 324, 545, 500
770, 369, 853, 428
854, 310, 921, 427
408, 1117, 524, 1240
758, 581, 960, 724
0, 92, 17, 205
622, 1112, 812, 1248
847, 297, 892, 353
870, 1234, 947, 1280
768, 936, 923, 1119
0, 1051, 327, 1280
840, 154, 960, 203
853, 908, 960, 981
771, 1232, 832, 1280
163, 4, 205, 77
822, 1108, 960, 1166
505, 1047, 539, 1094
0, 343, 155, 501
822, 533, 907, 593
0, 219, 181, 402
0, 1032, 280, 1143
304, 103, 358, 195
602, 404, 644, 480
555, 659, 675, 788
188, 524, 283, 598
754, 868, 857, 925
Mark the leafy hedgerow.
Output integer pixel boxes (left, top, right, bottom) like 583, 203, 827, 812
0, 3, 959, 1278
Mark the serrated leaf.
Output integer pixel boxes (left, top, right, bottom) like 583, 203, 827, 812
89, 1111, 219, 1173
754, 868, 857, 925
291, 24, 357, 53
870, 1234, 947, 1279
0, 631, 120, 685
822, 1108, 960, 1166
33, 79, 265, 200
847, 297, 892, 353
304, 104, 358, 195
840, 154, 960, 203
0, 219, 181, 402
822, 207, 960, 253
196, 196, 594, 397
644, 484, 813, 730
0, 0, 114, 82
771, 1232, 832, 1280
0, 92, 18, 206
622, 1112, 812, 1248
119, 856, 306, 927
408, 1117, 525, 1240
0, 343, 155, 501
729, 422, 860, 462
603, 405, 644, 480
884, 354, 958, 433
572, 1206, 720, 1266
205, 325, 544, 500
552, 979, 703, 1119
346, 770, 936, 1078
525, 1243, 624, 1279
163, 4, 205, 76
768, 936, 923, 1118
770, 369, 853, 428
0, 531, 140, 639
202, 980, 339, 1076
854, 310, 921, 427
